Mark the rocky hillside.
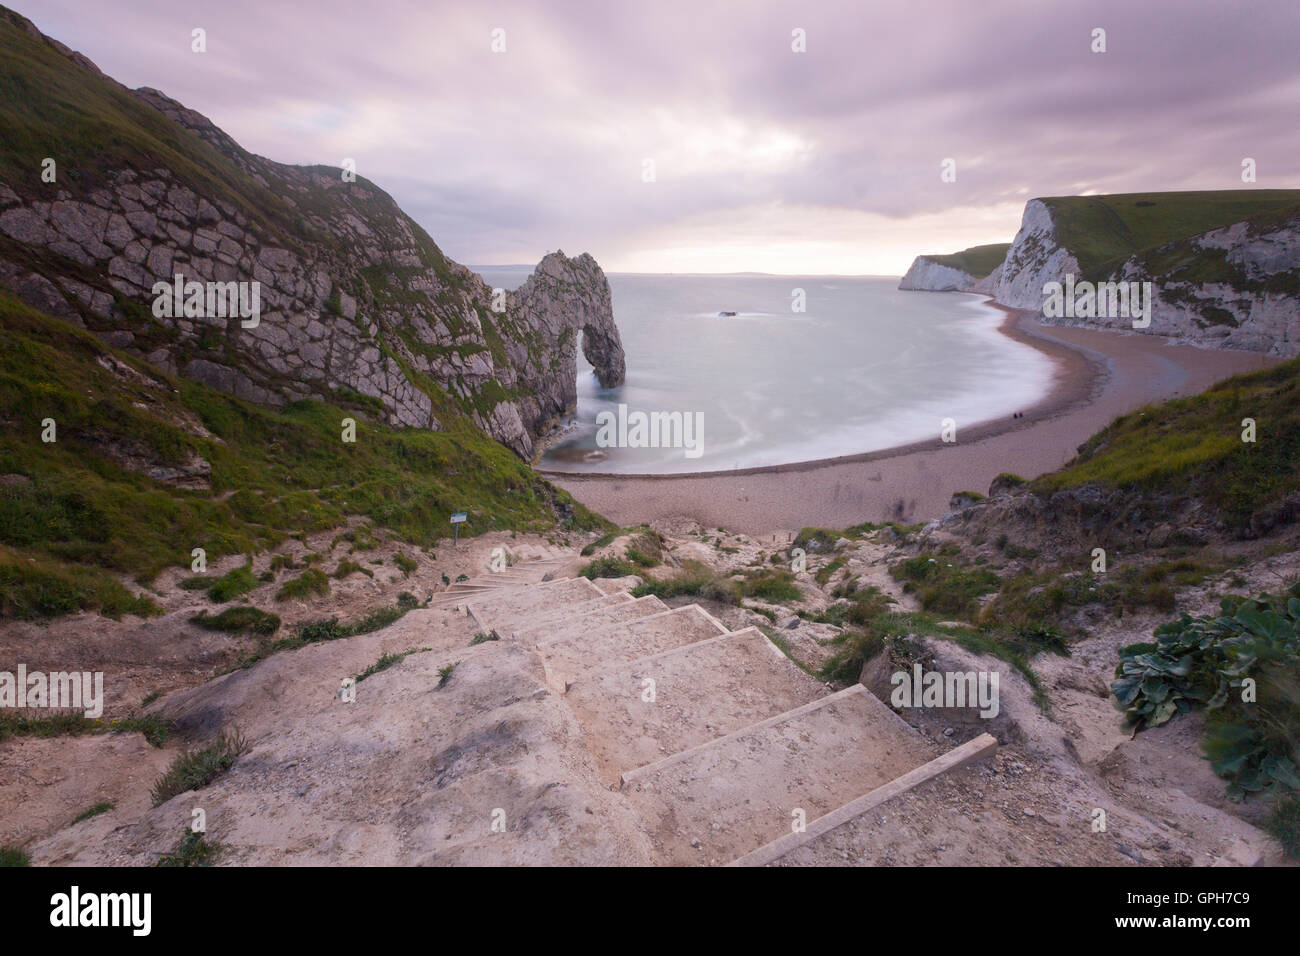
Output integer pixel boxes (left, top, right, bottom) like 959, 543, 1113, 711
901, 191, 1300, 357
0, 7, 624, 460
0, 289, 610, 621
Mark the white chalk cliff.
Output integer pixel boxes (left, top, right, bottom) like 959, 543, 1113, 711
901, 197, 1300, 358
898, 257, 1002, 295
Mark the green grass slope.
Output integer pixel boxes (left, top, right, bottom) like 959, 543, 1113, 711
0, 9, 310, 248
1036, 357, 1300, 530
0, 292, 606, 620
1040, 190, 1300, 280
926, 243, 1011, 278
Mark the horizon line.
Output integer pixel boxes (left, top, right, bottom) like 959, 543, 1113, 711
467, 265, 905, 279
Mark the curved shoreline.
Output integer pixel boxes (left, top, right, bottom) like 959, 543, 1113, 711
546, 302, 1277, 535
541, 300, 1104, 482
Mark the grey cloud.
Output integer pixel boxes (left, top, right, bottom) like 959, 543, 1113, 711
22, 0, 1300, 268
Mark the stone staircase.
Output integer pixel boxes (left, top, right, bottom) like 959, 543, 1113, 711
451, 556, 996, 865
427, 542, 579, 611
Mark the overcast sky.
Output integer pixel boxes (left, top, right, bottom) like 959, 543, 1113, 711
24, 0, 1300, 274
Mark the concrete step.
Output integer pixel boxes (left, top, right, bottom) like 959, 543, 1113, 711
426, 587, 508, 608
619, 684, 935, 866
730, 733, 998, 867
536, 604, 724, 685
496, 591, 636, 638
463, 571, 547, 587
463, 576, 604, 631
514, 594, 669, 646
513, 543, 575, 562
485, 562, 551, 575
563, 627, 828, 785
452, 579, 526, 592
425, 578, 531, 607
592, 577, 640, 595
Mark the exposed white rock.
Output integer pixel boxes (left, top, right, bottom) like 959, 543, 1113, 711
898, 257, 978, 292
900, 197, 1300, 358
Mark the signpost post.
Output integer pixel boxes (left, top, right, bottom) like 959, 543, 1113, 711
450, 511, 467, 547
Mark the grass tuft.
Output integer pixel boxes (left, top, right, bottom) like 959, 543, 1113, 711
150, 729, 248, 807
275, 568, 330, 602
189, 606, 280, 635
71, 801, 114, 824
155, 830, 224, 867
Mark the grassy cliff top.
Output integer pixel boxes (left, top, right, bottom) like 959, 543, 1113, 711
0, 9, 293, 243
0, 8, 456, 269
1039, 189, 1300, 279
924, 243, 1010, 278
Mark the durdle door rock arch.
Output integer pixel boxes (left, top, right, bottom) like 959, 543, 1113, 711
0, 11, 626, 464
497, 251, 626, 455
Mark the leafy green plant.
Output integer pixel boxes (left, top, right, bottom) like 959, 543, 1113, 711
1264, 793, 1300, 858
1113, 584, 1300, 800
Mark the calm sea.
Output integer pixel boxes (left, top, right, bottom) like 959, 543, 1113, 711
473, 268, 1055, 475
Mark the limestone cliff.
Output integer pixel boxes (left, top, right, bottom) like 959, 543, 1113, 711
898, 257, 1002, 295
900, 192, 1300, 358
994, 196, 1300, 357
897, 242, 1008, 295
0, 8, 625, 459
